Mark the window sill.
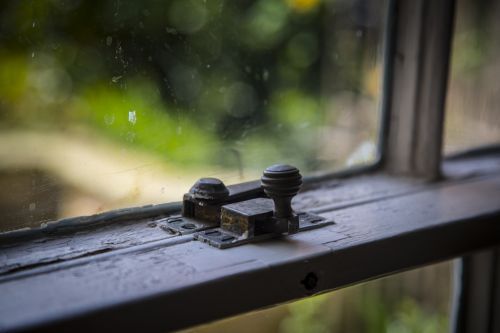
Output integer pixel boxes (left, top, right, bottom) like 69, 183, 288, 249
1, 151, 500, 332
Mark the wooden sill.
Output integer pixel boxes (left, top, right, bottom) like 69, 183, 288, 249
1, 152, 500, 333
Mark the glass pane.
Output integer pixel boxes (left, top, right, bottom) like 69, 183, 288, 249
444, 0, 500, 154
0, 0, 386, 231
178, 261, 452, 333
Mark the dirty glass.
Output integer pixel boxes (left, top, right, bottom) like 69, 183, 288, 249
444, 0, 500, 154
0, 0, 387, 231
178, 261, 452, 333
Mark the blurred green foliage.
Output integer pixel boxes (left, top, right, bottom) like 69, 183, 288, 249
279, 294, 333, 333
77, 82, 217, 164
0, 0, 383, 172
386, 299, 448, 333
450, 0, 497, 77
279, 293, 447, 333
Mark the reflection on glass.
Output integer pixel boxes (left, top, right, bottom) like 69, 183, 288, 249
0, 0, 386, 230
444, 0, 500, 153
178, 261, 452, 333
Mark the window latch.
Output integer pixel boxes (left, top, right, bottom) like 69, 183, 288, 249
163, 164, 333, 248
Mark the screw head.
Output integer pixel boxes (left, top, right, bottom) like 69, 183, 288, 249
189, 178, 229, 201
301, 272, 318, 291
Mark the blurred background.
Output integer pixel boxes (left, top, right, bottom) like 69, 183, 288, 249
444, 0, 500, 153
180, 261, 452, 333
0, 0, 499, 332
0, 0, 385, 230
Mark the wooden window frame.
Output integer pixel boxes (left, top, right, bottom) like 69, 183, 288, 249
1, 0, 500, 332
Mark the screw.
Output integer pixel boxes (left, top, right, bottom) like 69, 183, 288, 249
261, 164, 302, 218
301, 272, 318, 290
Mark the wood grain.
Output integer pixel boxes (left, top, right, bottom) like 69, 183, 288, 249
0, 154, 499, 332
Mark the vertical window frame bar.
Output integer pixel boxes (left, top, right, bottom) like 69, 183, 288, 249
383, 1, 500, 332
382, 0, 456, 179
452, 248, 500, 333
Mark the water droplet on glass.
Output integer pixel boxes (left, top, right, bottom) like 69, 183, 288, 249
206, 64, 211, 69
104, 114, 115, 125
29, 203, 36, 211
165, 27, 178, 35
106, 36, 113, 46
126, 131, 136, 142
32, 21, 36, 28
31, 52, 35, 58
128, 110, 137, 125
262, 69, 269, 81
111, 75, 122, 83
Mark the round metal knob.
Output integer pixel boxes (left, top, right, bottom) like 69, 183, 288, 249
189, 178, 229, 201
261, 164, 302, 218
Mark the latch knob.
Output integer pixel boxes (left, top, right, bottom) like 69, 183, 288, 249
175, 163, 332, 248
261, 164, 302, 218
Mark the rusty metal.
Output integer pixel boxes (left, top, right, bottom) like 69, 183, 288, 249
181, 178, 229, 224
168, 178, 265, 235
158, 216, 219, 235
220, 198, 274, 237
189, 178, 230, 201
194, 211, 332, 249
188, 164, 332, 248
168, 164, 332, 242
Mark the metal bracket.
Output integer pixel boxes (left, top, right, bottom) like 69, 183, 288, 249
158, 215, 218, 235
168, 164, 333, 247
195, 209, 332, 249
162, 178, 265, 235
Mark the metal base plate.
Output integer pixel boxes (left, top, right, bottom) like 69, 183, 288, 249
194, 212, 334, 249
158, 215, 218, 235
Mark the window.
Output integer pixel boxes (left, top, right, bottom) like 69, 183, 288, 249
1, 1, 499, 333
179, 261, 453, 333
0, 0, 386, 232
444, 0, 500, 154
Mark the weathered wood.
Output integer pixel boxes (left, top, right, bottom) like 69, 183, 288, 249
0, 202, 181, 242
452, 248, 500, 333
0, 153, 499, 333
384, 0, 456, 179
0, 216, 179, 276
3, 154, 497, 277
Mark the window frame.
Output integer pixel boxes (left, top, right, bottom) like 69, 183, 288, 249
1, 0, 500, 332
1, 152, 500, 333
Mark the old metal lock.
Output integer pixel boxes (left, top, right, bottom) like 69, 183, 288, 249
162, 164, 332, 248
